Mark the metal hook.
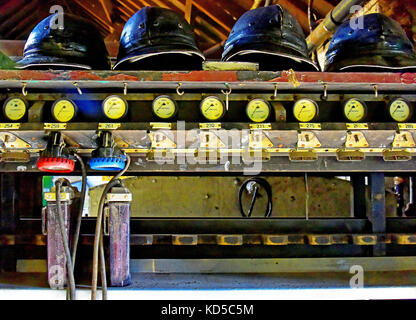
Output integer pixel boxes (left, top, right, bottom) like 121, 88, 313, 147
123, 82, 128, 96
176, 82, 184, 96
273, 83, 278, 98
373, 84, 378, 98
323, 83, 328, 99
21, 82, 27, 96
221, 82, 232, 95
221, 83, 232, 111
73, 82, 83, 95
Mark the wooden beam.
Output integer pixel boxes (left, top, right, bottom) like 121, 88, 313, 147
185, 0, 193, 24
194, 16, 228, 40
72, 0, 114, 33
115, 0, 137, 16
99, 0, 114, 24
298, 0, 334, 18
192, 0, 234, 32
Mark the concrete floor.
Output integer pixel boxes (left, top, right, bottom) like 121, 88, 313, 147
2, 271, 416, 290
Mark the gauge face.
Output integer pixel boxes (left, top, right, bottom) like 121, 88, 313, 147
293, 99, 318, 122
389, 98, 412, 122
52, 99, 77, 122
3, 97, 27, 121
343, 99, 367, 122
246, 99, 271, 123
152, 96, 178, 120
102, 95, 128, 120
200, 96, 225, 121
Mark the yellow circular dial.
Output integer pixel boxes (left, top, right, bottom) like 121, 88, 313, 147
389, 98, 412, 122
200, 96, 225, 121
3, 97, 27, 121
52, 99, 77, 122
344, 99, 367, 122
293, 99, 318, 122
102, 95, 128, 120
246, 99, 271, 123
152, 96, 177, 120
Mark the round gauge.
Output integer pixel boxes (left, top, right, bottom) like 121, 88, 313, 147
200, 96, 225, 121
3, 97, 27, 121
102, 95, 128, 120
389, 98, 413, 122
51, 98, 78, 123
343, 99, 367, 122
152, 95, 178, 120
246, 99, 271, 123
293, 99, 319, 122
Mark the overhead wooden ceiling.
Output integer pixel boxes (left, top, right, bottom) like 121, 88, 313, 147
0, 0, 337, 56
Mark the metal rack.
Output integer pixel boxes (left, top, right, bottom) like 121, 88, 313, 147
1, 70, 416, 274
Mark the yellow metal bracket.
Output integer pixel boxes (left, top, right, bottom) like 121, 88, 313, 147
249, 131, 273, 149
382, 131, 415, 161
345, 131, 369, 148
149, 131, 177, 149
0, 150, 30, 163
289, 149, 318, 161
392, 131, 415, 149
0, 132, 31, 149
297, 131, 321, 149
199, 131, 226, 149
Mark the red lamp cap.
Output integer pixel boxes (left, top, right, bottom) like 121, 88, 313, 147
37, 157, 75, 173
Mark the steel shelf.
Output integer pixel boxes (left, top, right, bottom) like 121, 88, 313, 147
0, 70, 415, 92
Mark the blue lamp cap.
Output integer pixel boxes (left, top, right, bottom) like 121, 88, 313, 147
89, 156, 126, 171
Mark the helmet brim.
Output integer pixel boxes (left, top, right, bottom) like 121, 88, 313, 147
325, 54, 416, 72
113, 45, 205, 70
16, 55, 93, 70
223, 43, 319, 71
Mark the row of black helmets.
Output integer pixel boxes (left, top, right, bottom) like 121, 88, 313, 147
15, 4, 416, 72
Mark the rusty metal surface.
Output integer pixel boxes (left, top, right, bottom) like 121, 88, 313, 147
2, 232, 416, 247
45, 203, 71, 290
0, 71, 416, 91
3, 156, 416, 173
2, 125, 416, 172
109, 201, 131, 287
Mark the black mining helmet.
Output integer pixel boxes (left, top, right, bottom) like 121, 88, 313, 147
17, 13, 111, 70
114, 6, 205, 70
221, 4, 319, 71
